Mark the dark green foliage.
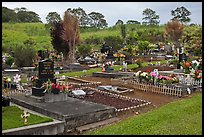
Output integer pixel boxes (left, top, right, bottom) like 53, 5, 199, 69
88, 12, 108, 29
84, 37, 102, 45
2, 7, 18, 22
67, 7, 90, 27
2, 6, 42, 23
103, 36, 123, 51
121, 24, 126, 46
51, 22, 67, 53
77, 45, 92, 57
115, 19, 124, 25
171, 6, 191, 24
126, 20, 140, 24
142, 8, 160, 25
14, 45, 35, 67
137, 40, 150, 54
5, 56, 14, 66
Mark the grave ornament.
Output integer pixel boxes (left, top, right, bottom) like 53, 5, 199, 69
21, 110, 30, 124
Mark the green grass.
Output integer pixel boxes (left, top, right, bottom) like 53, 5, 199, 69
2, 106, 53, 130
86, 93, 202, 135
57, 60, 167, 77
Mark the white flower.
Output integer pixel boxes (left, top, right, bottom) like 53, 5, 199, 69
141, 72, 148, 77
135, 71, 141, 77
13, 74, 21, 83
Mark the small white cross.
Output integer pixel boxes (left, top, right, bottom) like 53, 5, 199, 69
21, 110, 30, 124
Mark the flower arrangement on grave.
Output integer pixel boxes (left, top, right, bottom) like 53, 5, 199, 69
180, 61, 192, 74
157, 75, 170, 84
31, 75, 38, 87
193, 70, 202, 81
135, 71, 150, 82
157, 74, 179, 85
3, 76, 12, 89
41, 79, 73, 94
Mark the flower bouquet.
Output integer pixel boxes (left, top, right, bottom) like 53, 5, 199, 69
41, 79, 73, 94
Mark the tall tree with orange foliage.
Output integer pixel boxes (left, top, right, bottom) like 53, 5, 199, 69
164, 19, 184, 49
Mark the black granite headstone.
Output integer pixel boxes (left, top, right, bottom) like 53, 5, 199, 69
39, 59, 54, 79
32, 59, 56, 97
177, 53, 187, 69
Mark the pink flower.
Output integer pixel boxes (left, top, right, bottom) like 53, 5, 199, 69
151, 72, 157, 77
163, 76, 169, 80
158, 75, 163, 79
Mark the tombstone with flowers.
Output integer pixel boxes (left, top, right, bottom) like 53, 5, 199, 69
32, 59, 57, 97
31, 59, 73, 102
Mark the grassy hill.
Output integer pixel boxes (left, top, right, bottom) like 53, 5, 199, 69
86, 93, 202, 135
2, 23, 165, 53
2, 23, 51, 52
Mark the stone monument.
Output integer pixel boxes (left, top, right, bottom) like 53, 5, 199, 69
32, 59, 56, 97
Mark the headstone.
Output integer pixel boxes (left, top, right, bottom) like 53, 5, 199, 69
32, 59, 56, 97
39, 59, 54, 79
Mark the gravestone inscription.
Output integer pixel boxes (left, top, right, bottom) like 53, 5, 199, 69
39, 59, 54, 79
32, 59, 56, 97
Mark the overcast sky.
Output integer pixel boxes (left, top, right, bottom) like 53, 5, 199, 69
2, 2, 202, 26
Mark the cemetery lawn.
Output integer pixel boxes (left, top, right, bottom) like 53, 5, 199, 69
2, 106, 53, 130
58, 60, 167, 77
85, 93, 202, 135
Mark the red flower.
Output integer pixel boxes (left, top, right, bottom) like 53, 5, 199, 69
196, 70, 201, 74
68, 85, 72, 90
146, 70, 151, 73
51, 83, 56, 90
62, 85, 66, 90
185, 62, 191, 67
56, 84, 61, 90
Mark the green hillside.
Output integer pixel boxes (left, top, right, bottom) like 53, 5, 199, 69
2, 23, 165, 52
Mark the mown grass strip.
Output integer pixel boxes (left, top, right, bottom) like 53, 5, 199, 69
86, 93, 202, 135
57, 60, 167, 77
2, 106, 53, 130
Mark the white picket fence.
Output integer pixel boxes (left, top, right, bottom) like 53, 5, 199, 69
111, 77, 182, 97
180, 79, 202, 87
130, 81, 182, 97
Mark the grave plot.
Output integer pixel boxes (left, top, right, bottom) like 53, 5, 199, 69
69, 87, 151, 113
57, 76, 101, 88
97, 85, 133, 94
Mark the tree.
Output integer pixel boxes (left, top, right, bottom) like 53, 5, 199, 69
121, 24, 127, 47
164, 19, 184, 49
88, 12, 108, 29
51, 22, 67, 60
45, 12, 62, 32
142, 8, 160, 25
137, 40, 150, 54
67, 7, 91, 27
61, 11, 80, 64
180, 25, 202, 56
171, 6, 191, 24
77, 45, 92, 58
2, 6, 42, 23
16, 7, 42, 23
2, 7, 18, 22
46, 12, 62, 27
115, 19, 124, 25
126, 20, 140, 24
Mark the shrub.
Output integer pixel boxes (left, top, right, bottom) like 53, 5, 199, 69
5, 56, 14, 66
103, 36, 123, 51
14, 45, 36, 67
